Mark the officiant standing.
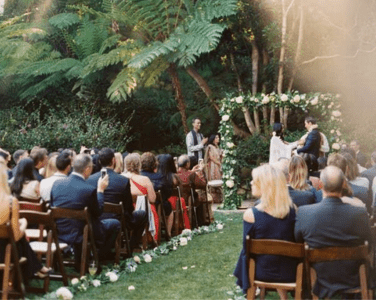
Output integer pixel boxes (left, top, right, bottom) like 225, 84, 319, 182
186, 117, 208, 160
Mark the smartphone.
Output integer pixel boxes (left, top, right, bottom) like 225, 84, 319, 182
101, 168, 107, 179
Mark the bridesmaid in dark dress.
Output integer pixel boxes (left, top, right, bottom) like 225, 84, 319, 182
234, 164, 297, 299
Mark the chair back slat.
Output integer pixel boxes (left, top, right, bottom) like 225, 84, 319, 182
51, 207, 88, 220
305, 242, 369, 263
17, 196, 41, 203
103, 202, 123, 215
19, 200, 46, 212
19, 210, 53, 227
246, 237, 305, 258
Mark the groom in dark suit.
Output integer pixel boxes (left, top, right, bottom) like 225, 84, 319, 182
297, 116, 321, 158
51, 154, 120, 261
295, 166, 372, 299
86, 148, 147, 255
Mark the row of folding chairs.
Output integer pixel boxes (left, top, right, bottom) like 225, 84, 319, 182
246, 237, 373, 300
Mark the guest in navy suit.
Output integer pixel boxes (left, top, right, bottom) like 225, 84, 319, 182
86, 148, 147, 255
295, 166, 373, 298
234, 164, 296, 298
51, 154, 120, 261
297, 116, 321, 159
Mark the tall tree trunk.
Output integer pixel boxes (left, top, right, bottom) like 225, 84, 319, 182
253, 110, 260, 134
244, 108, 257, 135
251, 41, 259, 95
168, 64, 189, 134
262, 106, 268, 132
229, 52, 243, 93
185, 66, 250, 138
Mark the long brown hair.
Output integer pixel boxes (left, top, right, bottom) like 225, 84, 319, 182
289, 156, 310, 191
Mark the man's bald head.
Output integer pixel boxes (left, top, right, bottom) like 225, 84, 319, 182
320, 166, 345, 194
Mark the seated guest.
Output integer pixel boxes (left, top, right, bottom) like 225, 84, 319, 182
51, 154, 120, 261
234, 164, 297, 298
288, 156, 316, 206
0, 150, 13, 180
328, 153, 371, 210
114, 152, 123, 174
124, 153, 159, 243
302, 153, 323, 190
157, 154, 191, 234
317, 156, 327, 171
91, 154, 102, 175
360, 151, 376, 192
140, 152, 173, 230
12, 149, 29, 177
342, 152, 369, 190
40, 152, 71, 202
295, 166, 372, 299
350, 140, 367, 168
177, 154, 212, 225
44, 155, 58, 179
87, 148, 147, 254
11, 158, 40, 200
30, 147, 48, 181
0, 158, 51, 279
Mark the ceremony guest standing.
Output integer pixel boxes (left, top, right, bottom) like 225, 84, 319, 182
51, 154, 120, 262
295, 166, 372, 299
350, 140, 367, 168
269, 123, 297, 164
186, 117, 208, 161
234, 165, 296, 298
296, 116, 321, 158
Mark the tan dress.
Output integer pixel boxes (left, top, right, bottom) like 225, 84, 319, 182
204, 145, 223, 203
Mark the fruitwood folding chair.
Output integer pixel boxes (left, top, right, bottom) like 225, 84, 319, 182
50, 207, 98, 277
305, 242, 372, 300
18, 210, 68, 293
0, 222, 26, 300
170, 186, 185, 236
246, 237, 305, 300
156, 191, 170, 243
19, 200, 47, 242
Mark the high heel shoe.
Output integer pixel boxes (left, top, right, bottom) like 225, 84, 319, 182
35, 267, 52, 278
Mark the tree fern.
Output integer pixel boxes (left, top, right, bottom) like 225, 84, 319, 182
106, 67, 140, 102
48, 13, 81, 30
20, 72, 65, 99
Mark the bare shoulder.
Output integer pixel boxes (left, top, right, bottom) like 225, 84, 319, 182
243, 208, 255, 223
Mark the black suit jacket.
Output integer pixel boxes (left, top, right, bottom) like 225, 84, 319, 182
360, 164, 376, 192
288, 186, 315, 207
86, 168, 133, 222
295, 197, 372, 298
50, 173, 104, 245
350, 183, 371, 211
357, 151, 367, 168
297, 128, 321, 158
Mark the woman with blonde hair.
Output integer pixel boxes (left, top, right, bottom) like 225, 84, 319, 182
114, 152, 123, 174
45, 155, 58, 178
288, 155, 311, 191
234, 164, 297, 299
0, 158, 51, 279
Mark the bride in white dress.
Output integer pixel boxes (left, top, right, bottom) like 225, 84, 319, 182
269, 123, 297, 164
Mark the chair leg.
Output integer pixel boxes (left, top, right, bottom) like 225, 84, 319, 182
247, 285, 257, 300
359, 264, 368, 300
2, 244, 11, 300
260, 287, 266, 300
115, 232, 121, 265
81, 227, 89, 277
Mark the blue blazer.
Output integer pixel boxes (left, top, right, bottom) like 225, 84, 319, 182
360, 165, 376, 192
297, 128, 321, 158
50, 173, 104, 245
86, 169, 133, 222
295, 197, 372, 298
288, 186, 315, 207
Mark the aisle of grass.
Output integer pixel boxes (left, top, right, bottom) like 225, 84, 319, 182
28, 212, 245, 299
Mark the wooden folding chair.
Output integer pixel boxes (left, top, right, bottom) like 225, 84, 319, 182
50, 207, 99, 277
103, 202, 131, 263
17, 196, 41, 204
18, 210, 68, 293
170, 186, 185, 237
156, 191, 170, 243
305, 242, 372, 300
19, 200, 47, 242
0, 222, 26, 300
246, 237, 305, 300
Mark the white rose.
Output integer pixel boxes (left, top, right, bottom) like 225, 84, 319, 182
230, 98, 235, 102
281, 94, 288, 102
336, 94, 341, 98
182, 229, 192, 235
293, 95, 300, 103
216, 224, 224, 230
56, 287, 73, 300
254, 98, 259, 103
226, 142, 234, 148
80, 276, 86, 280
226, 180, 235, 188
235, 96, 243, 103
332, 110, 342, 117
173, 246, 177, 250
332, 143, 340, 150
336, 130, 341, 136
262, 96, 269, 104
106, 272, 118, 282
71, 278, 79, 285
128, 285, 135, 290
330, 129, 335, 134
180, 237, 188, 246
133, 255, 140, 263
301, 94, 306, 100
92, 279, 101, 287
222, 115, 230, 121
143, 254, 152, 263
231, 160, 237, 164
310, 96, 319, 106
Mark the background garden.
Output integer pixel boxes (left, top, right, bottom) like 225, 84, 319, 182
1, 0, 376, 207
